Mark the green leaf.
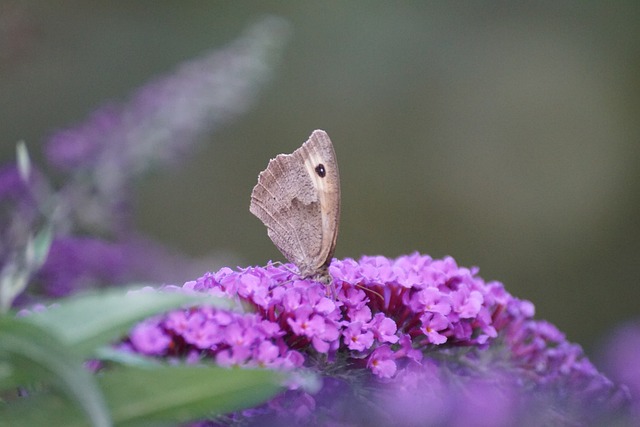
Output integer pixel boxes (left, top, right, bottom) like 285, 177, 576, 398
94, 347, 162, 368
25, 224, 53, 269
1, 365, 285, 427
0, 264, 29, 314
15, 141, 31, 182
103, 366, 284, 426
25, 288, 237, 357
0, 225, 53, 313
1, 393, 87, 427
0, 316, 111, 427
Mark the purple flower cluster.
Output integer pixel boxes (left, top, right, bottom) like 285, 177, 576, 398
124, 254, 502, 377
123, 253, 629, 425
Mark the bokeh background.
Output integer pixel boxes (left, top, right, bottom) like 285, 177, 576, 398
1, 2, 639, 358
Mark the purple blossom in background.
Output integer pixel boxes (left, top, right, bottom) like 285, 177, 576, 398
0, 16, 290, 305
46, 16, 288, 174
123, 253, 631, 425
33, 235, 210, 299
46, 15, 289, 237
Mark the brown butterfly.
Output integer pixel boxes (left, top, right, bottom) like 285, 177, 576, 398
250, 129, 340, 284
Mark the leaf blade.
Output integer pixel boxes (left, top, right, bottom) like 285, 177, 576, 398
0, 316, 111, 427
102, 365, 284, 426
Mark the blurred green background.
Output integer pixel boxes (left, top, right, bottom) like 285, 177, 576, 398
1, 2, 639, 357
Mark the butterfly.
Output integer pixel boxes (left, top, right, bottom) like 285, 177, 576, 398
250, 129, 340, 285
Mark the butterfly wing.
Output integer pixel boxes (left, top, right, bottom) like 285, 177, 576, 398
250, 130, 340, 278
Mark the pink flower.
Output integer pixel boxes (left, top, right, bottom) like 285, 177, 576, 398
420, 312, 450, 345
368, 345, 397, 378
343, 322, 374, 352
369, 313, 399, 344
129, 321, 170, 355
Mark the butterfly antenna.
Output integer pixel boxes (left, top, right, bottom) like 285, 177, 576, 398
355, 283, 384, 302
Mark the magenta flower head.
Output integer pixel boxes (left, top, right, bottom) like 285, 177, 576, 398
122, 253, 631, 426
